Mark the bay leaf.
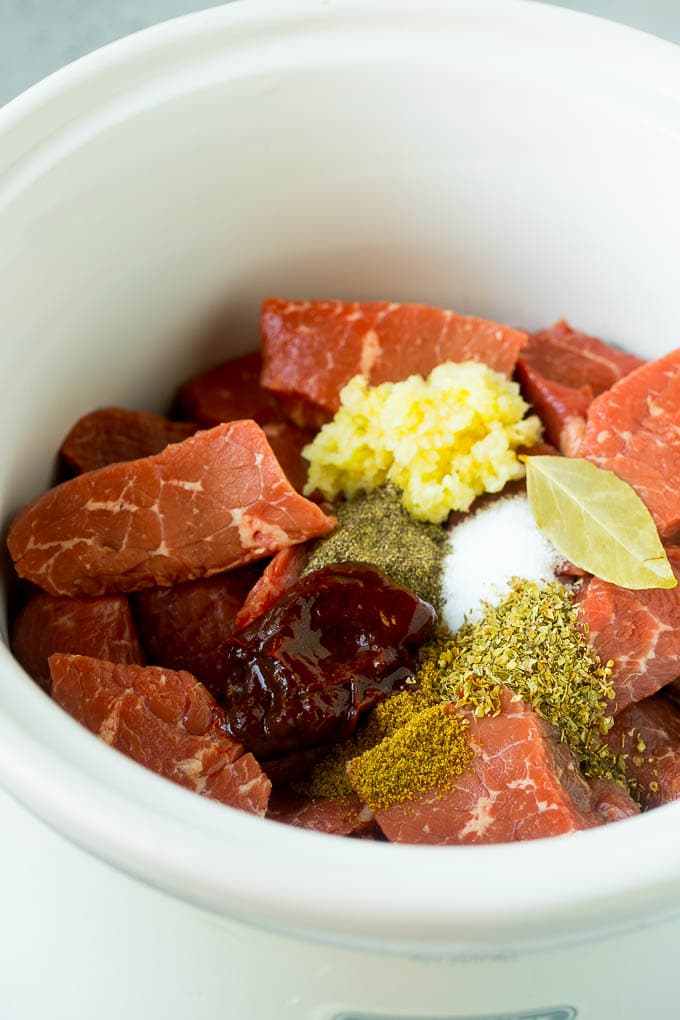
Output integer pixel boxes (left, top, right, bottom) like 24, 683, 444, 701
524, 456, 677, 590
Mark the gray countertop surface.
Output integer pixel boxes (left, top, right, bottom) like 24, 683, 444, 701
1, 0, 680, 109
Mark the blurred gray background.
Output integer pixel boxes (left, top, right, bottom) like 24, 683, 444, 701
1, 0, 680, 108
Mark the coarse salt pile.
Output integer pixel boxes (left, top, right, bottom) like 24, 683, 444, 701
442, 493, 564, 632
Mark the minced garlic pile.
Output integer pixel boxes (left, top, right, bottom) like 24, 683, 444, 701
303, 361, 542, 523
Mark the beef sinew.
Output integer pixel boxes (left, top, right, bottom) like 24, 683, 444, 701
11, 591, 144, 692
261, 298, 528, 427
49, 654, 271, 815
370, 692, 638, 845
8, 421, 335, 597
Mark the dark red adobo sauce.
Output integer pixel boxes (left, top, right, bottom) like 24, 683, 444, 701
214, 562, 435, 757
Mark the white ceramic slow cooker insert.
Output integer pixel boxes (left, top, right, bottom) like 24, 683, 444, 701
2, 2, 680, 1017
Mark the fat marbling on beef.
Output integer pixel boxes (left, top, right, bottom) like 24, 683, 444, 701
369, 694, 638, 845
260, 298, 528, 427
8, 420, 335, 597
49, 653, 271, 815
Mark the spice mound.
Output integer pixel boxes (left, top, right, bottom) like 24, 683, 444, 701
303, 361, 542, 523
346, 703, 472, 812
419, 580, 622, 784
295, 683, 443, 801
303, 486, 447, 610
442, 493, 563, 631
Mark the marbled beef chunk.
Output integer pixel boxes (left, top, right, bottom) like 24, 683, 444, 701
516, 322, 643, 455
261, 422, 312, 493
235, 545, 309, 630
580, 347, 680, 539
11, 591, 144, 691
515, 362, 592, 455
132, 564, 262, 689
176, 351, 287, 428
606, 695, 680, 808
577, 547, 680, 713
371, 691, 638, 845
260, 298, 528, 427
60, 408, 198, 475
49, 654, 271, 815
533, 321, 644, 391
267, 790, 375, 836
8, 421, 335, 597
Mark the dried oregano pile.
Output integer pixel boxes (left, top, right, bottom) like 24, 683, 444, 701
416, 579, 623, 784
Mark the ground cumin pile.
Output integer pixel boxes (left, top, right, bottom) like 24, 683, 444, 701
295, 685, 453, 802
346, 703, 472, 812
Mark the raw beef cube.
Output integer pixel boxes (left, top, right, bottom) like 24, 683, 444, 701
8, 421, 335, 597
515, 361, 592, 454
176, 352, 287, 427
259, 746, 327, 787
606, 696, 680, 808
521, 321, 644, 394
235, 545, 309, 629
516, 322, 643, 455
580, 347, 680, 539
11, 591, 143, 692
261, 298, 528, 427
588, 778, 641, 823
577, 547, 680, 713
60, 408, 198, 475
370, 694, 637, 845
262, 422, 313, 493
49, 653, 271, 815
132, 564, 262, 689
267, 790, 375, 836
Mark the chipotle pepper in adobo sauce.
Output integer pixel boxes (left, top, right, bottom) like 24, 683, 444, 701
215, 562, 435, 757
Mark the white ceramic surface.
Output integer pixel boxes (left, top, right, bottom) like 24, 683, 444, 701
2, 1, 680, 1015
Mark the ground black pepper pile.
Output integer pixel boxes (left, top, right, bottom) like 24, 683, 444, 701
303, 485, 446, 610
